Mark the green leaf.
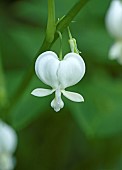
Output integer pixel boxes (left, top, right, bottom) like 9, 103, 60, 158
67, 69, 122, 138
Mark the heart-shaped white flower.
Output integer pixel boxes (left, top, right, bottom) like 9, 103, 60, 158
31, 51, 85, 112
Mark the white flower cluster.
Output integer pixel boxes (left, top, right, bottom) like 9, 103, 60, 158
0, 120, 17, 170
105, 0, 122, 64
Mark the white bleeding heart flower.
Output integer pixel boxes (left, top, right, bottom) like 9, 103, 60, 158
105, 0, 122, 64
31, 51, 85, 112
0, 120, 17, 170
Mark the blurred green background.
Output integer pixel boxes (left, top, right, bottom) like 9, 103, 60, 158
1, 0, 122, 169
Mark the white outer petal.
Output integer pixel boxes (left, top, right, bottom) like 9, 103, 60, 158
62, 90, 84, 102
105, 0, 122, 39
31, 88, 55, 97
0, 121, 17, 154
58, 53, 85, 89
35, 51, 60, 88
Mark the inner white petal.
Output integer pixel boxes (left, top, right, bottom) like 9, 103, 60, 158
51, 99, 60, 112
51, 88, 64, 112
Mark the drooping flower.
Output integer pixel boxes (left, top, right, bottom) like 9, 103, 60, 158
105, 0, 122, 64
108, 41, 122, 64
31, 51, 85, 112
0, 120, 17, 170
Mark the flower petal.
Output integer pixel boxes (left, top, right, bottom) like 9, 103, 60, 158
51, 98, 64, 112
58, 53, 85, 89
0, 120, 17, 153
105, 0, 122, 39
62, 90, 84, 102
0, 153, 15, 170
35, 51, 60, 88
109, 41, 122, 61
50, 88, 64, 112
31, 88, 54, 97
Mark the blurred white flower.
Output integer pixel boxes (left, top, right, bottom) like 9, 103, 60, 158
105, 0, 122, 64
0, 153, 15, 170
31, 51, 85, 112
109, 41, 122, 64
0, 120, 17, 170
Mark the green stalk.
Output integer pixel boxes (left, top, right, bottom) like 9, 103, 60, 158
45, 0, 56, 43
0, 51, 8, 118
57, 31, 63, 60
2, 0, 90, 120
67, 27, 73, 40
56, 0, 90, 33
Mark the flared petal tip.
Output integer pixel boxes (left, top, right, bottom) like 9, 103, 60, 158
62, 90, 84, 102
31, 88, 54, 97
79, 96, 84, 102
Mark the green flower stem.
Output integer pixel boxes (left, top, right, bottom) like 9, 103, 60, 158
56, 0, 90, 34
41, 0, 90, 51
45, 0, 56, 43
2, 0, 90, 120
57, 31, 63, 60
67, 27, 73, 40
0, 52, 8, 110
